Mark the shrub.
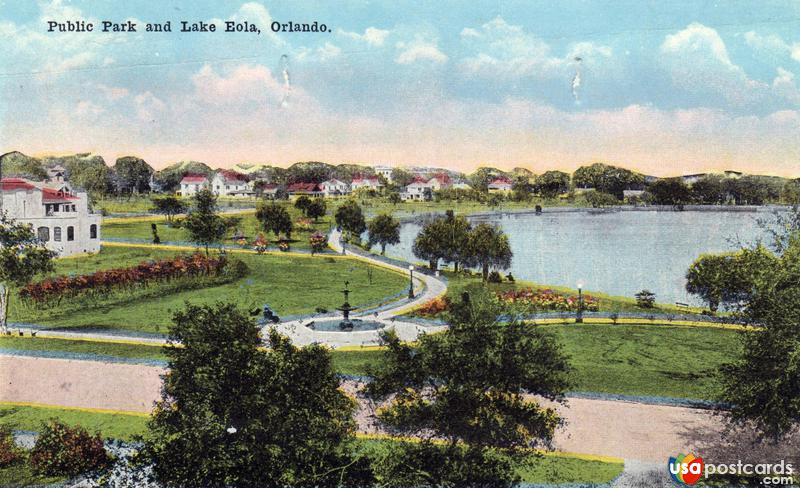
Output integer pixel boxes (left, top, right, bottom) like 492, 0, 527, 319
497, 288, 600, 312
0, 426, 23, 467
416, 297, 451, 317
309, 232, 328, 255
221, 258, 249, 280
635, 289, 656, 308
30, 420, 109, 477
487, 270, 503, 283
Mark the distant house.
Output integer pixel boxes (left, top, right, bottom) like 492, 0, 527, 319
46, 165, 67, 184
724, 170, 743, 179
351, 176, 383, 191
257, 183, 281, 199
623, 189, 646, 199
179, 174, 209, 196
426, 173, 451, 191
373, 165, 393, 182
681, 173, 707, 185
487, 178, 513, 193
401, 177, 435, 201
211, 171, 250, 197
319, 178, 350, 197
1, 178, 101, 257
451, 181, 471, 190
287, 182, 323, 197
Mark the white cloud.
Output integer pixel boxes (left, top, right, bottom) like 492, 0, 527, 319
134, 92, 166, 121
337, 27, 390, 46
74, 100, 105, 118
228, 2, 282, 44
744, 30, 800, 62
317, 42, 341, 61
459, 16, 611, 78
395, 37, 447, 65
191, 64, 283, 105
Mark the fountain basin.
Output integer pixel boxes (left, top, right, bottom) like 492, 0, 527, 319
307, 319, 385, 332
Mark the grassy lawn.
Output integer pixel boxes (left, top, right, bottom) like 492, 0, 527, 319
0, 462, 65, 487
331, 324, 740, 400
0, 404, 621, 485
9, 246, 408, 334
0, 404, 148, 440
0, 336, 167, 361
103, 206, 333, 251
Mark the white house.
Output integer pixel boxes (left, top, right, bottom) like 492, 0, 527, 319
487, 178, 513, 193
451, 181, 471, 190
374, 165, 393, 182
179, 174, 209, 196
401, 178, 435, 201
1, 178, 101, 257
351, 176, 383, 191
319, 178, 350, 197
211, 171, 250, 197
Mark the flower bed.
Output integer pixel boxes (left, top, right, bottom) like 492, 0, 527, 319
498, 288, 599, 312
20, 254, 234, 306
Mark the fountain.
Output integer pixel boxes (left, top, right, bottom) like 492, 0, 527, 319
336, 281, 356, 331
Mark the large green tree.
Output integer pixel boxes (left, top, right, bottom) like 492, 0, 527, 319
294, 195, 312, 216
365, 292, 570, 487
256, 201, 293, 239
143, 303, 372, 487
306, 198, 327, 222
646, 177, 692, 207
367, 214, 400, 255
183, 189, 226, 255
335, 200, 366, 241
572, 163, 643, 200
112, 156, 154, 196
0, 215, 56, 333
150, 195, 187, 223
535, 170, 570, 199
466, 223, 513, 281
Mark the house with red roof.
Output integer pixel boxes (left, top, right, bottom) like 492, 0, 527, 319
350, 176, 383, 191
488, 177, 513, 193
1, 178, 101, 256
286, 182, 323, 197
178, 174, 209, 196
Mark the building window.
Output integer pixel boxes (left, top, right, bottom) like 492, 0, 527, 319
67, 226, 74, 241
54, 227, 62, 242
37, 226, 50, 242
72, 205, 76, 212
90, 224, 98, 239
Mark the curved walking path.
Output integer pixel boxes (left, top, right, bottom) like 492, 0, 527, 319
2, 355, 798, 465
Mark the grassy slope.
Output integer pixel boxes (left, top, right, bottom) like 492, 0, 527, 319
0, 462, 65, 487
9, 247, 408, 334
0, 405, 621, 485
0, 322, 739, 401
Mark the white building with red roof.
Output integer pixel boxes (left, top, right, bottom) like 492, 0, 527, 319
1, 178, 101, 256
350, 176, 383, 191
488, 177, 513, 193
178, 174, 209, 196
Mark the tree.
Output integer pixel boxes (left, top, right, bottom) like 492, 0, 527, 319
413, 219, 447, 270
387, 192, 402, 206
183, 189, 226, 256
535, 170, 570, 199
367, 214, 400, 255
510, 177, 532, 202
294, 195, 312, 216
0, 151, 48, 180
584, 190, 619, 208
390, 168, 415, 188
466, 223, 513, 282
685, 248, 776, 312
256, 201, 293, 239
646, 177, 692, 207
150, 195, 187, 223
691, 174, 728, 204
142, 303, 372, 487
719, 237, 800, 440
781, 179, 800, 205
63, 156, 113, 197
365, 291, 570, 487
306, 198, 327, 222
335, 200, 366, 241
0, 214, 56, 333
572, 163, 643, 199
112, 156, 153, 196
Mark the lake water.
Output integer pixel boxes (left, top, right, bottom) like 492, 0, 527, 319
382, 209, 777, 306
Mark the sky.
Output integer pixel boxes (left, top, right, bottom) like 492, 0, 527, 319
1, 0, 800, 176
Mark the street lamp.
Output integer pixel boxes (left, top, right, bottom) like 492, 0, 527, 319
408, 265, 415, 299
576, 279, 585, 323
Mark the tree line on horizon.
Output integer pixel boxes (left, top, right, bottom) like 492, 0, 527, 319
3, 151, 799, 206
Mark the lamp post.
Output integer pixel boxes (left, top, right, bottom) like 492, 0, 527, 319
408, 265, 415, 299
576, 279, 585, 323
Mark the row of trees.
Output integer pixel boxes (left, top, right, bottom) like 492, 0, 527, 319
137, 290, 570, 487
647, 175, 795, 206
412, 211, 513, 280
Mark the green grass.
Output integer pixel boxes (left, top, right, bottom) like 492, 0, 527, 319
331, 324, 740, 400
103, 206, 333, 250
0, 462, 66, 487
0, 336, 167, 361
9, 246, 408, 334
0, 404, 148, 440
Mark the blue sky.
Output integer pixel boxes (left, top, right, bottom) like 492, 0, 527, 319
1, 0, 799, 175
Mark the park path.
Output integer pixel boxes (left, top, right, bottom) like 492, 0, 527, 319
3, 355, 798, 464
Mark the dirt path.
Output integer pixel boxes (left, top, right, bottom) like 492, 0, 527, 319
3, 355, 797, 464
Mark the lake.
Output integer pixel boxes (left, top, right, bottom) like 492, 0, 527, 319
381, 208, 779, 306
